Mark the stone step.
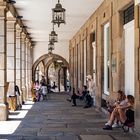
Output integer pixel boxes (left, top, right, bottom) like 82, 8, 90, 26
80, 135, 113, 140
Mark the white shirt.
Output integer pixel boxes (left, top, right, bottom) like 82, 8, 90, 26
119, 100, 128, 106
41, 86, 47, 95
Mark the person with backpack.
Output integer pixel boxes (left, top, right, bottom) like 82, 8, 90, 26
67, 86, 88, 106
83, 91, 93, 108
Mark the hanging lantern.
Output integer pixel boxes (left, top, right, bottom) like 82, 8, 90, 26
49, 24, 58, 43
52, 0, 66, 27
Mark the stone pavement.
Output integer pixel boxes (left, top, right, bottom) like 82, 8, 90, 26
0, 93, 139, 140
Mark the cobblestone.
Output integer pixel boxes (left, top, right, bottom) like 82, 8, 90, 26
0, 93, 139, 140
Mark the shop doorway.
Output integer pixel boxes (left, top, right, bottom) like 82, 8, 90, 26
83, 39, 87, 85
124, 20, 134, 96
103, 22, 110, 95
92, 32, 96, 85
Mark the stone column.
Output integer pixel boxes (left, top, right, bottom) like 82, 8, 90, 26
58, 68, 61, 92
28, 42, 32, 97
30, 47, 33, 82
73, 43, 76, 89
16, 24, 22, 103
69, 47, 72, 89
21, 32, 26, 103
27, 40, 32, 99
70, 46, 74, 88
6, 17, 17, 111
63, 67, 67, 91
0, 3, 8, 121
25, 38, 28, 100
16, 25, 22, 88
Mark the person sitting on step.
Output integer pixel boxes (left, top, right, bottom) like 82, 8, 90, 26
106, 90, 126, 128
83, 91, 93, 108
103, 95, 134, 130
67, 86, 88, 106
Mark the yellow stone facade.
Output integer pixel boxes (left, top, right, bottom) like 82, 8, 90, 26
69, 0, 140, 132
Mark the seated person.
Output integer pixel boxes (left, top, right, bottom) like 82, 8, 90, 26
106, 90, 126, 127
52, 82, 57, 89
103, 95, 134, 130
83, 91, 93, 108
67, 86, 88, 106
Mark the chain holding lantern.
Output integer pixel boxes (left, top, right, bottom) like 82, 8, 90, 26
48, 0, 66, 54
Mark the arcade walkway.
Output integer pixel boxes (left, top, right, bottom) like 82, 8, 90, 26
0, 93, 138, 140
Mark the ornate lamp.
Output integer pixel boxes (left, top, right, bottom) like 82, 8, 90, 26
49, 24, 58, 43
52, 0, 66, 27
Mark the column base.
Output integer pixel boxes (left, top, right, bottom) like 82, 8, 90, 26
19, 91, 23, 105
22, 87, 27, 103
25, 85, 29, 100
8, 95, 17, 111
0, 103, 8, 121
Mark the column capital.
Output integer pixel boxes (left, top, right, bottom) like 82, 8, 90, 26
7, 16, 16, 22
0, 3, 7, 17
16, 24, 22, 31
27, 41, 31, 48
0, 1, 7, 7
16, 24, 22, 38
7, 17, 16, 30
21, 32, 26, 40
25, 37, 30, 45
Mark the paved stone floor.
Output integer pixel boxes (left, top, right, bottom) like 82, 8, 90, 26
0, 93, 139, 140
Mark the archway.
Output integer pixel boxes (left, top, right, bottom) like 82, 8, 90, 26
32, 53, 69, 92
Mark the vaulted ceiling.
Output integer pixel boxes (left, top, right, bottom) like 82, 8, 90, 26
14, 0, 103, 59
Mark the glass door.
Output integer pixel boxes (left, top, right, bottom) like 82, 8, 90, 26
104, 22, 110, 95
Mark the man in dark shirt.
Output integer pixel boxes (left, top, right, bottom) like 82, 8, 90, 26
67, 86, 88, 106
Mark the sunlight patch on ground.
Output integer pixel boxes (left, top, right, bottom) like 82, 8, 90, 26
0, 101, 34, 135
0, 121, 21, 134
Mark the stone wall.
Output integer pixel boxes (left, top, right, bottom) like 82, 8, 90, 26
70, 0, 134, 100
69, 0, 140, 133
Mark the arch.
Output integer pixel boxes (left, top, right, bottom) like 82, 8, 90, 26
32, 53, 69, 81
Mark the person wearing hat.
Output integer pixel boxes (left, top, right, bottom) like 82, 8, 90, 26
86, 75, 96, 106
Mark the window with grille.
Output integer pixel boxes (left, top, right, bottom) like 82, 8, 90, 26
123, 4, 134, 25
